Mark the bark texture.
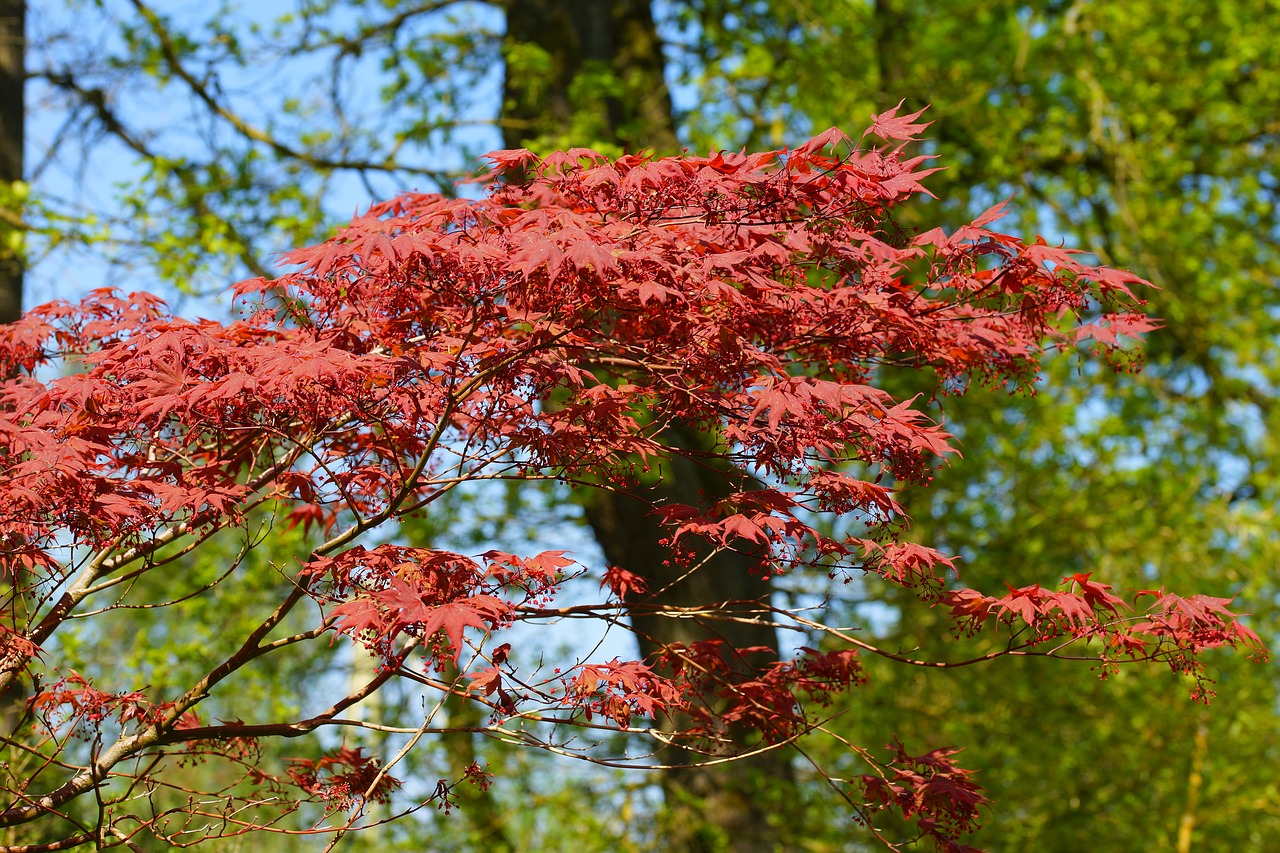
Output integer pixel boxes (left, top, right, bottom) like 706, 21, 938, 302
503, 3, 791, 849
502, 0, 678, 153
0, 0, 22, 325
0, 1, 22, 741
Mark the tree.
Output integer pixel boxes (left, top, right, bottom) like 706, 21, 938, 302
0, 0, 19, 326
500, 4, 797, 848
502, 0, 677, 155
17, 1, 1280, 848
0, 115, 1255, 851
0, 0, 24, 754
673, 2, 1280, 847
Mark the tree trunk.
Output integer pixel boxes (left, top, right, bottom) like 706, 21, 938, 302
501, 0, 678, 154
0, 0, 23, 743
502, 4, 792, 849
582, 428, 793, 852
0, 0, 22, 325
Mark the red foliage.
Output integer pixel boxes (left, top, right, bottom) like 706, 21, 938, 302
601, 564, 650, 599
859, 739, 987, 853
286, 745, 401, 811
658, 641, 867, 744
0, 105, 1254, 849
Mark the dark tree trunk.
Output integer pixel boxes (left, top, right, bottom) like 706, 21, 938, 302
502, 0, 678, 154
0, 0, 22, 325
502, 3, 791, 849
582, 428, 793, 852
0, 0, 21, 744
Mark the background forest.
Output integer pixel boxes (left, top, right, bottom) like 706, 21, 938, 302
4, 1, 1279, 850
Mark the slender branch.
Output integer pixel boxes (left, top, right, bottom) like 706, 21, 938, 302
125, 0, 452, 181
0, 834, 93, 852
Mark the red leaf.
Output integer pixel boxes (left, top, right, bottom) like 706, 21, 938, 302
861, 100, 932, 142
418, 597, 510, 665
601, 565, 648, 599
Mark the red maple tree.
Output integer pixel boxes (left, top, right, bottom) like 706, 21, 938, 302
0, 105, 1262, 850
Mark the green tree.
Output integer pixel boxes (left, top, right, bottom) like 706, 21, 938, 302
3, 120, 1202, 849
17, 2, 1280, 850
501, 4, 793, 850
674, 1, 1280, 848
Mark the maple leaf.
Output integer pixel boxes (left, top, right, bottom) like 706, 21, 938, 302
792, 126, 853, 157
993, 583, 1048, 627
1062, 572, 1127, 615
861, 100, 932, 142
417, 596, 510, 665
481, 148, 540, 172
509, 235, 566, 281
468, 666, 503, 696
6, 108, 1254, 849
601, 565, 648, 599
329, 598, 383, 642
860, 739, 985, 848
940, 588, 994, 636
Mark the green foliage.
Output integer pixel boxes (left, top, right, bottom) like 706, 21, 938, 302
18, 1, 1280, 849
29, 0, 502, 297
674, 0, 1280, 847
57, 505, 325, 718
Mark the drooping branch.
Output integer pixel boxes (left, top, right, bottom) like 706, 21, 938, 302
0, 116, 1256, 850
